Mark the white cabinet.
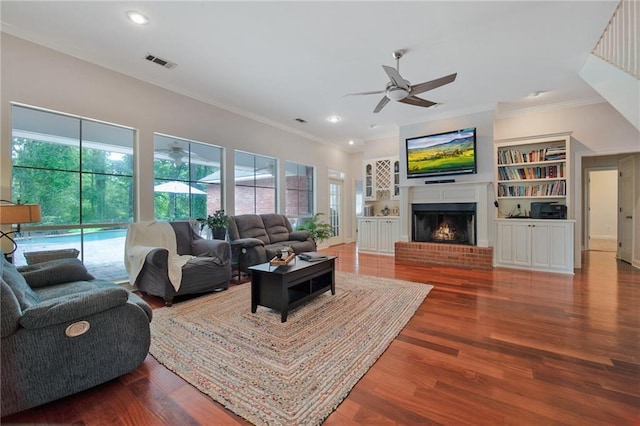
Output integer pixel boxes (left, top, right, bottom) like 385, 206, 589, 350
494, 219, 574, 274
357, 217, 399, 255
362, 157, 399, 201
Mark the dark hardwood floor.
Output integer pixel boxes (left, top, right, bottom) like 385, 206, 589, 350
3, 244, 639, 425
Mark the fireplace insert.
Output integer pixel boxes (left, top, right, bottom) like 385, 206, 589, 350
412, 203, 476, 245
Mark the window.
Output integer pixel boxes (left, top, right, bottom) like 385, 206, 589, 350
285, 161, 314, 225
154, 134, 223, 221
234, 151, 277, 215
11, 105, 134, 280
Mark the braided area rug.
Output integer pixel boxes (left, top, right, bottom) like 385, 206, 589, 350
149, 272, 432, 426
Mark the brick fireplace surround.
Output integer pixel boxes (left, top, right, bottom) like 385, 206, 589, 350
395, 182, 494, 270
395, 241, 494, 270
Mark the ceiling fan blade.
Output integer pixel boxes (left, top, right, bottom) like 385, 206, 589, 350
373, 96, 391, 113
344, 89, 386, 97
382, 65, 410, 91
399, 95, 436, 108
409, 73, 457, 96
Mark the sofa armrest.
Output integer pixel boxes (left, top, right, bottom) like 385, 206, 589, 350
230, 237, 265, 249
19, 287, 130, 329
18, 258, 95, 289
289, 230, 311, 241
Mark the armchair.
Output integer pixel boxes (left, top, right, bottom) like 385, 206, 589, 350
1, 253, 152, 416
125, 221, 231, 306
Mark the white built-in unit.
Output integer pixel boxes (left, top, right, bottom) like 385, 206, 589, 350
357, 217, 399, 255
493, 132, 574, 274
363, 157, 400, 201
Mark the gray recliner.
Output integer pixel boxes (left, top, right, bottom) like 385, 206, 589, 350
227, 214, 316, 273
1, 253, 152, 416
126, 221, 231, 306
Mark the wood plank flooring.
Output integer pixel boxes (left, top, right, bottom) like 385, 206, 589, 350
2, 244, 639, 425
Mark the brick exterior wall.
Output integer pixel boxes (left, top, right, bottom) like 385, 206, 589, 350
395, 242, 493, 270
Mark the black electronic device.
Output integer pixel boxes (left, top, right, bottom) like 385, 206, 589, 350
406, 127, 477, 179
531, 202, 567, 219
424, 179, 455, 184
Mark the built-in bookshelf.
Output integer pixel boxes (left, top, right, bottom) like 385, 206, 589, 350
494, 132, 571, 218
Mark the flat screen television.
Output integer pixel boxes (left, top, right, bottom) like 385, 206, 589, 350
405, 127, 477, 179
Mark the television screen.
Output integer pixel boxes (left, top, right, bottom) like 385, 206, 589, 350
405, 127, 477, 179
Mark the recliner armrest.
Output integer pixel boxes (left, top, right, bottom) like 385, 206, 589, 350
289, 230, 312, 241
230, 237, 265, 249
19, 287, 130, 329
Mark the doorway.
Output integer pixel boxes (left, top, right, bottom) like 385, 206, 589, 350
586, 169, 618, 252
327, 178, 343, 246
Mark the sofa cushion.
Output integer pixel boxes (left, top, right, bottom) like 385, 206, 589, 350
18, 258, 95, 289
261, 214, 292, 244
232, 215, 270, 244
1, 257, 40, 310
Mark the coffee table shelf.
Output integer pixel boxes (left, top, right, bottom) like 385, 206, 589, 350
249, 256, 336, 322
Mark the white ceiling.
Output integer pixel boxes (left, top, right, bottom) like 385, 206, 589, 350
1, 1, 618, 151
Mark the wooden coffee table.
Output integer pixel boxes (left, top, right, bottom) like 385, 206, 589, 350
249, 256, 336, 322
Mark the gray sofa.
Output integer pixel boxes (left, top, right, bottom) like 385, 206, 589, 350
227, 214, 316, 272
126, 221, 231, 306
1, 253, 152, 416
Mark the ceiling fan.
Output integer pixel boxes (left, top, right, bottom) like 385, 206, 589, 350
346, 50, 457, 113
155, 143, 190, 166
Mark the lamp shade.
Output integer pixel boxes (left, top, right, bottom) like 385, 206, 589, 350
0, 204, 42, 225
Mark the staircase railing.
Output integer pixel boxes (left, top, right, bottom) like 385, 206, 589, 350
592, 0, 639, 79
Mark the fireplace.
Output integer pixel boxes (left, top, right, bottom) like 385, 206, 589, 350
412, 202, 476, 246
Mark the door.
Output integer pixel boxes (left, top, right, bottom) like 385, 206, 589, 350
327, 178, 343, 246
586, 169, 618, 252
618, 156, 634, 263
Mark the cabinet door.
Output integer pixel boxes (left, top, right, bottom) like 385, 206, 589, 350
378, 219, 399, 253
392, 159, 400, 200
357, 219, 378, 251
530, 223, 551, 268
512, 222, 532, 266
364, 162, 374, 200
548, 222, 573, 271
496, 222, 516, 264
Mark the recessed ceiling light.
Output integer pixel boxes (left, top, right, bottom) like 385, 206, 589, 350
327, 116, 341, 123
126, 11, 149, 25
348, 140, 355, 145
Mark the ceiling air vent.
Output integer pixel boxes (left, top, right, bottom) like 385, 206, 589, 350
145, 54, 177, 70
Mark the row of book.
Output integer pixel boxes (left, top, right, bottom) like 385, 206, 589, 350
497, 146, 566, 165
497, 181, 566, 197
497, 164, 565, 180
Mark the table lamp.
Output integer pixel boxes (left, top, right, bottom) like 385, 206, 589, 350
0, 200, 42, 257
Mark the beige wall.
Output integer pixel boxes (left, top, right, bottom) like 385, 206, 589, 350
1, 34, 355, 241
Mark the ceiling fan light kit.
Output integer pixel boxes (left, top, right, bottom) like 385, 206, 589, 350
347, 50, 457, 113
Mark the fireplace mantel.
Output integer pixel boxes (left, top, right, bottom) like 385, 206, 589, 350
399, 181, 491, 247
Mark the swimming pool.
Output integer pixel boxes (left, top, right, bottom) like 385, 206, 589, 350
18, 229, 127, 246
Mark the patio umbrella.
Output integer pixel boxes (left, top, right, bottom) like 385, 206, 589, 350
154, 181, 206, 220
153, 181, 206, 194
